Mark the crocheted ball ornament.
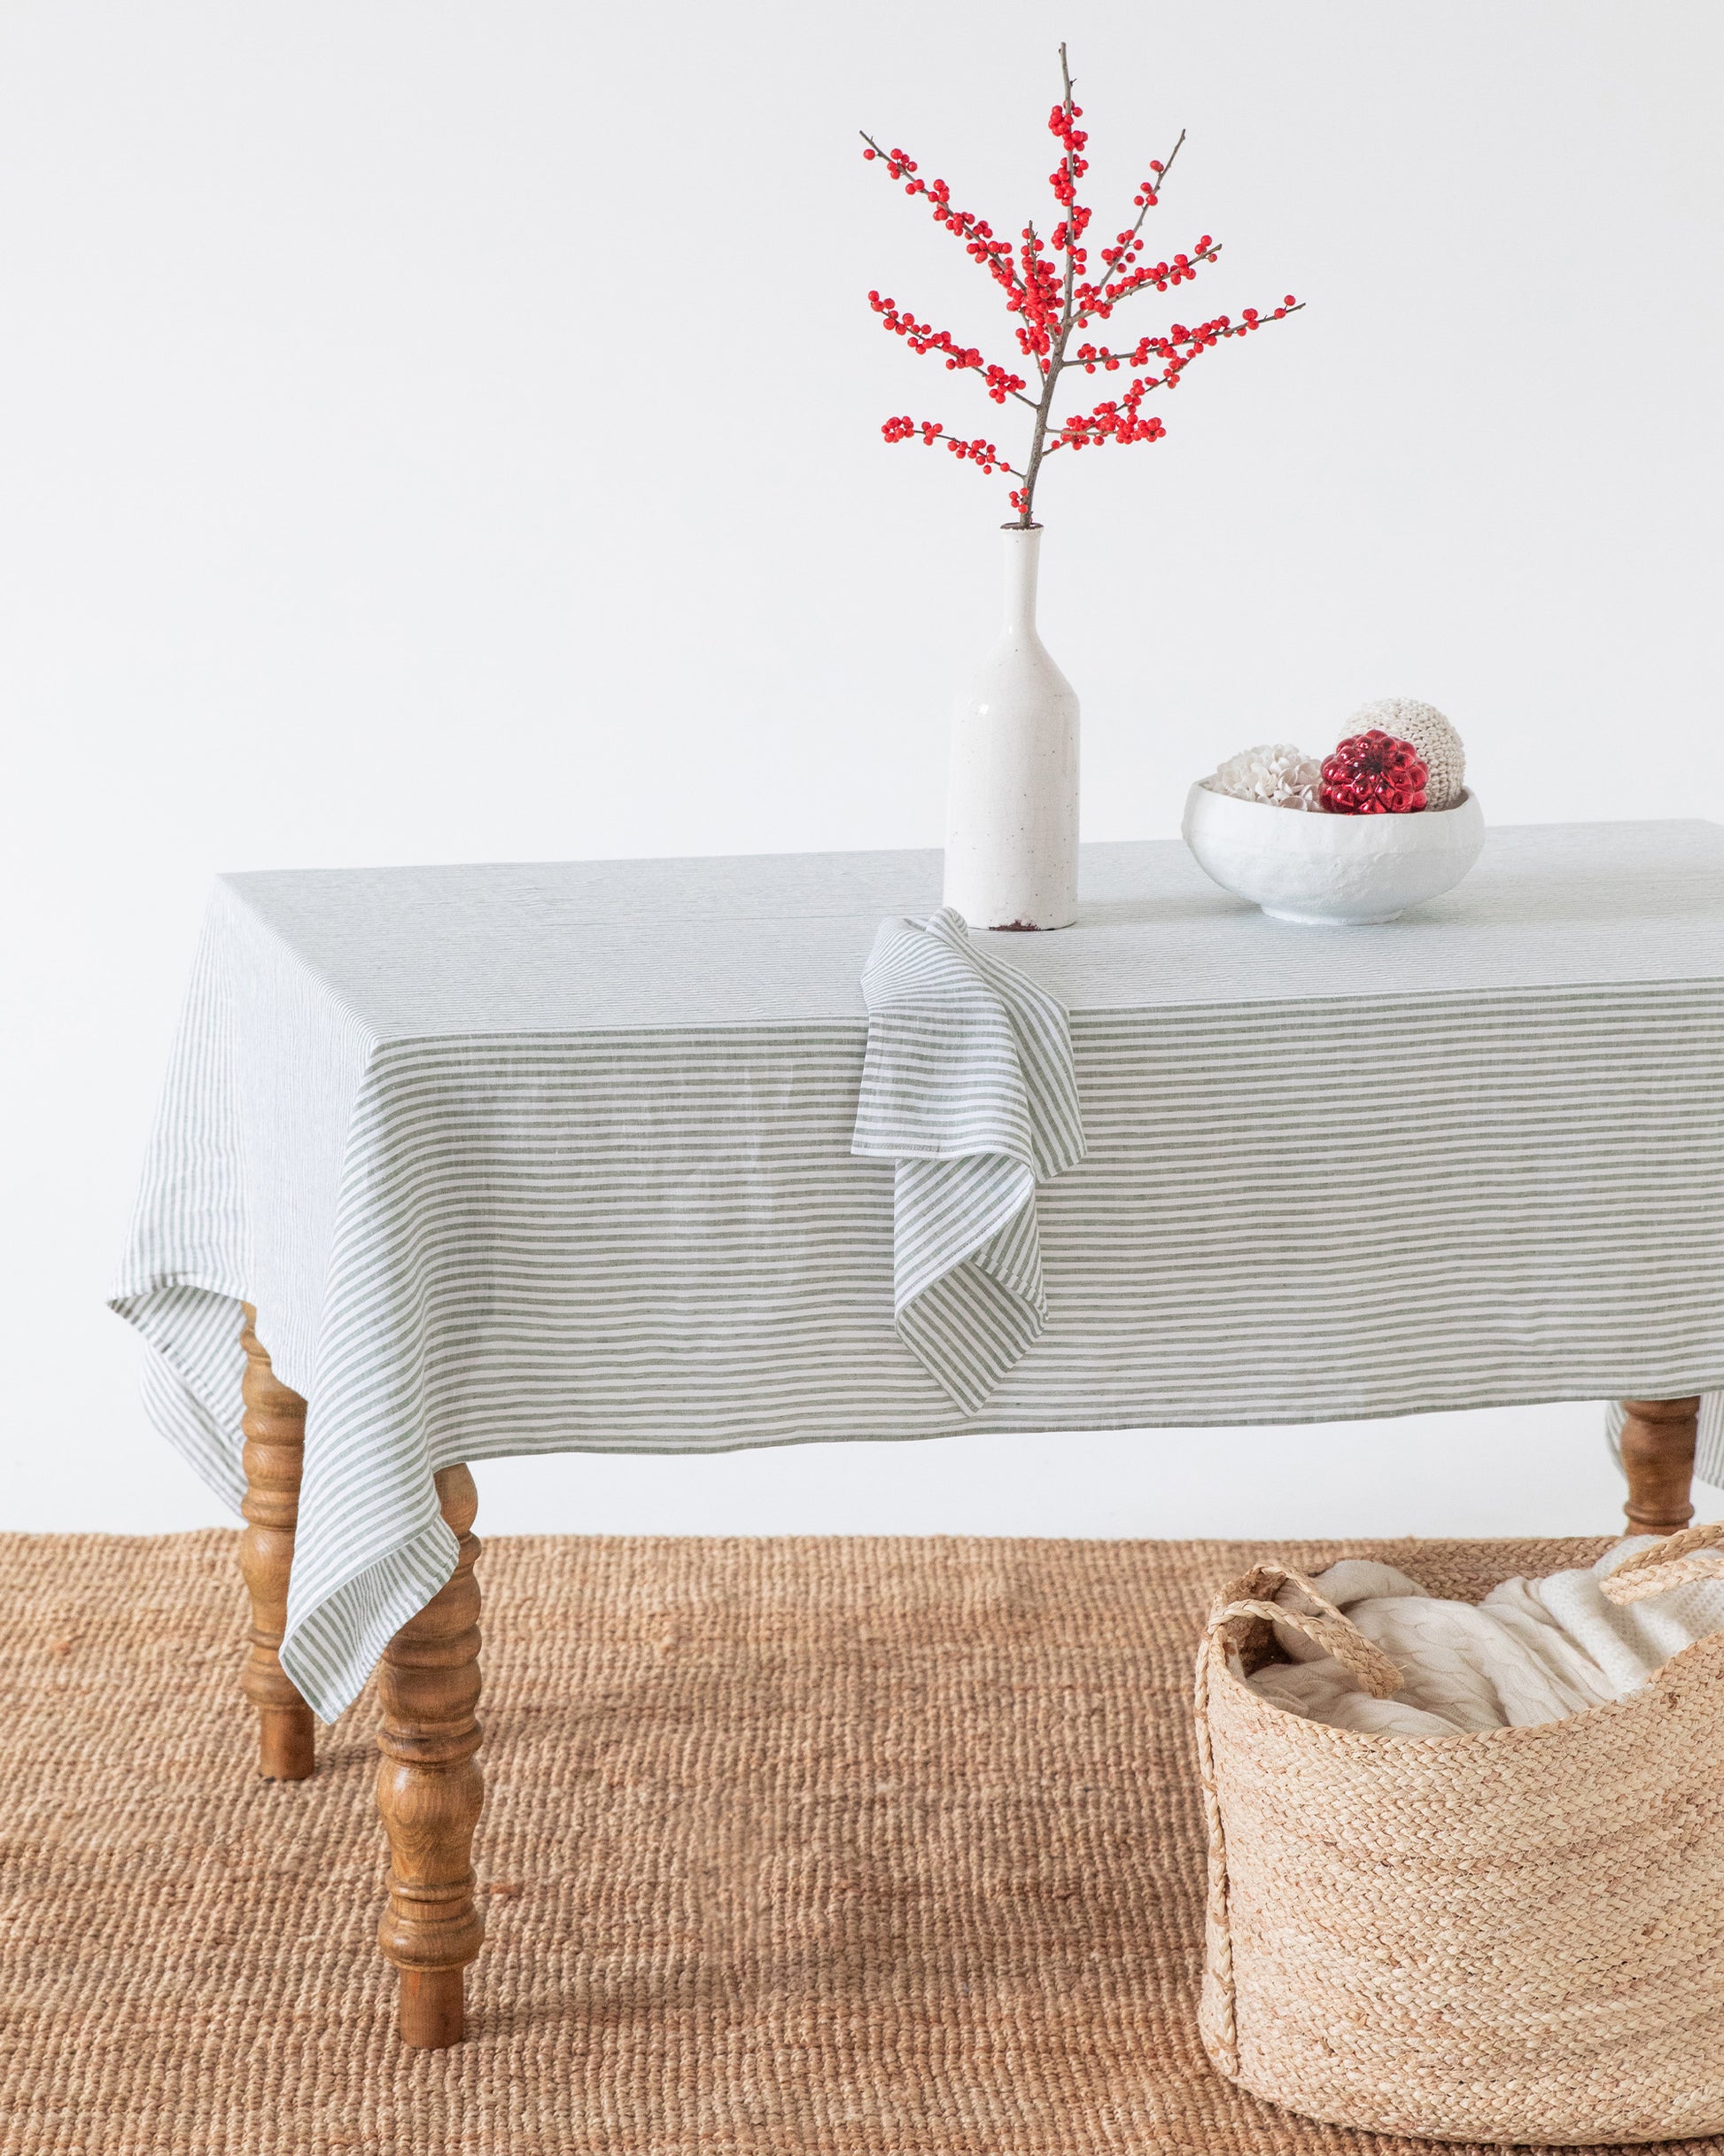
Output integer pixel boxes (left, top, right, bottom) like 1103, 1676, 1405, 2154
1346, 697, 1465, 810
1320, 730, 1428, 814
1208, 742, 1324, 812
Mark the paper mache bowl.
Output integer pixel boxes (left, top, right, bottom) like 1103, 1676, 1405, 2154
1181, 780, 1486, 926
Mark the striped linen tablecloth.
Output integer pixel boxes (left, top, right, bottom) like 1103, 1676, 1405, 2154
113, 822, 1724, 1720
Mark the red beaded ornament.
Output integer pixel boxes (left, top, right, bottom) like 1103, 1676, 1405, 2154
1320, 729, 1428, 814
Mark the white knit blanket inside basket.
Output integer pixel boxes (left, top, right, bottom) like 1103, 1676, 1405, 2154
1247, 1538, 1724, 1736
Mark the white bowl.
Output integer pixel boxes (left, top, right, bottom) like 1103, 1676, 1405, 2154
1181, 781, 1485, 924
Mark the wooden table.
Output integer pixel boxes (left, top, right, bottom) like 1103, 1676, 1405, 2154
234, 1346, 1701, 2049
115, 829, 1724, 2046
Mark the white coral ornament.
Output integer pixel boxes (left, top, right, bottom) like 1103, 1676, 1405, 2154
1208, 743, 1324, 812
1345, 698, 1466, 811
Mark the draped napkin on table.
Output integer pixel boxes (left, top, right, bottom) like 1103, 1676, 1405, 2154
851, 908, 1087, 1413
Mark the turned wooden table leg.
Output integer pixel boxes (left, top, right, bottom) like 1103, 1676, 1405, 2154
376, 1464, 485, 2048
1619, 1396, 1700, 1537
238, 1306, 316, 1781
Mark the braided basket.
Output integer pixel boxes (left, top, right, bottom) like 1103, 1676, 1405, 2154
1194, 1525, 1724, 2144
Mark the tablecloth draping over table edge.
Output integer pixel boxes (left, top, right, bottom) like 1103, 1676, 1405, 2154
112, 836, 1724, 1720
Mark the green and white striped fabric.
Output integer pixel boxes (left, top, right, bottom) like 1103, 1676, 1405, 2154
112, 827, 1724, 1721
853, 907, 1087, 1412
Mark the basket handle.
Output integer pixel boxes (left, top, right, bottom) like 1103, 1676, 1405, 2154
1193, 1563, 1402, 2080
1602, 1519, 1724, 1605
1203, 1563, 1404, 1700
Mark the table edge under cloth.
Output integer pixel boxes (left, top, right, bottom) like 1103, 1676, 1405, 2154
111, 883, 1724, 1720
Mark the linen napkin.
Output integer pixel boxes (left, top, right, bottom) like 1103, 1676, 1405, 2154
852, 907, 1087, 1412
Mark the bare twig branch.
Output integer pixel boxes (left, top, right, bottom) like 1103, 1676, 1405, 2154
1090, 128, 1186, 307
891, 426, 1026, 478
1045, 300, 1307, 448
871, 289, 1043, 408
1076, 241, 1225, 328
859, 128, 1029, 300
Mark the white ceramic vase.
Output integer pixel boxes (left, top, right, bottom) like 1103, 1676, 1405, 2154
943, 523, 1080, 930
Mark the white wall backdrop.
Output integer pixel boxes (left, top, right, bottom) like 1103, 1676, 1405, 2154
4, 0, 1720, 1537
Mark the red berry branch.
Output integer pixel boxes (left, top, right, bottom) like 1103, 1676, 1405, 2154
861, 43, 1302, 524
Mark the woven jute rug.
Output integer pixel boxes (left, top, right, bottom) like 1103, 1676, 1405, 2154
4, 1528, 1715, 2156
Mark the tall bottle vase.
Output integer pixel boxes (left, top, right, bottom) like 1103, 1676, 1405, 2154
942, 521, 1080, 931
